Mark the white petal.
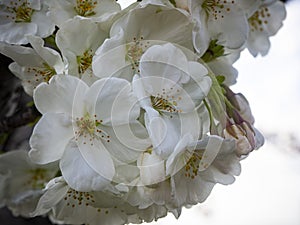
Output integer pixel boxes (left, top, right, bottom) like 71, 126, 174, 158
110, 5, 193, 49
139, 43, 190, 85
56, 17, 108, 77
32, 178, 69, 216
207, 58, 237, 86
27, 35, 64, 73
0, 22, 37, 45
92, 29, 131, 79
31, 4, 55, 38
0, 42, 41, 66
137, 152, 166, 186
166, 133, 194, 176
60, 141, 110, 192
105, 123, 151, 162
85, 77, 139, 126
197, 135, 224, 171
33, 75, 89, 114
29, 113, 73, 164
77, 137, 115, 181
208, 7, 248, 49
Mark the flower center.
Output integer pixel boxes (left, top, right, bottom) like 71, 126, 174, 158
27, 63, 56, 84
26, 168, 48, 189
202, 0, 234, 20
63, 189, 113, 214
64, 189, 95, 207
126, 37, 150, 71
150, 88, 182, 114
5, 0, 34, 23
76, 49, 93, 76
151, 95, 177, 113
74, 113, 110, 145
74, 0, 97, 17
249, 7, 271, 32
184, 151, 203, 179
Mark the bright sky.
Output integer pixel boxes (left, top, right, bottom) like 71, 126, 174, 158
119, 1, 300, 224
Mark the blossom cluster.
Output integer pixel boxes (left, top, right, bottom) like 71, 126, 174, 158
0, 0, 286, 224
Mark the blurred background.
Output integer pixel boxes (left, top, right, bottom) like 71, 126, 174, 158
0, 0, 299, 224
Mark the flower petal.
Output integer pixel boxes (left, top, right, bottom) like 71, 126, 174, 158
33, 75, 89, 115
85, 77, 139, 126
77, 137, 115, 181
60, 141, 110, 192
139, 43, 190, 85
29, 113, 73, 164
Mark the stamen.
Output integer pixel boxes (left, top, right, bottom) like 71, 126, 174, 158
126, 37, 150, 71
76, 49, 93, 76
249, 7, 271, 32
5, 0, 34, 23
27, 63, 56, 84
202, 0, 234, 20
25, 168, 48, 189
184, 151, 203, 179
64, 189, 95, 208
150, 88, 182, 114
74, 113, 110, 145
74, 0, 97, 17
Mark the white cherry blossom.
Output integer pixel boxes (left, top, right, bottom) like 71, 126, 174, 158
32, 177, 129, 225
246, 0, 286, 56
55, 17, 108, 85
191, 0, 249, 55
47, 0, 121, 27
0, 150, 58, 217
166, 133, 241, 207
0, 35, 64, 96
92, 4, 194, 80
29, 75, 147, 191
133, 43, 211, 158
0, 0, 55, 44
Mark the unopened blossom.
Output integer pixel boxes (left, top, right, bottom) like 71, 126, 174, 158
0, 0, 55, 44
92, 4, 194, 80
223, 86, 264, 156
0, 150, 58, 217
0, 35, 64, 96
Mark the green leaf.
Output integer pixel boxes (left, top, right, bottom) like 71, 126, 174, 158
201, 39, 226, 63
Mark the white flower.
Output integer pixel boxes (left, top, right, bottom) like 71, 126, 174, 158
190, 0, 249, 55
0, 35, 64, 96
0, 150, 58, 217
166, 133, 241, 207
0, 0, 55, 44
29, 75, 147, 191
92, 4, 194, 80
246, 0, 286, 56
48, 0, 121, 27
133, 43, 211, 158
32, 177, 129, 225
55, 17, 108, 85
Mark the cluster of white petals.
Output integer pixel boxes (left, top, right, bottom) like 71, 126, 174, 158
0, 0, 286, 224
